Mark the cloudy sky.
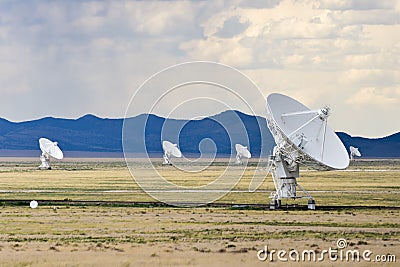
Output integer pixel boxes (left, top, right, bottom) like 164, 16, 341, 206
0, 0, 399, 137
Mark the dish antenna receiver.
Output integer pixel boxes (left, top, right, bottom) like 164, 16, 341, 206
235, 144, 251, 164
349, 146, 361, 160
162, 141, 182, 165
38, 138, 64, 170
264, 93, 349, 209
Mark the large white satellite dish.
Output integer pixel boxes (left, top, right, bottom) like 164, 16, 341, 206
265, 93, 349, 209
349, 146, 361, 160
38, 138, 64, 170
162, 141, 182, 165
235, 144, 251, 164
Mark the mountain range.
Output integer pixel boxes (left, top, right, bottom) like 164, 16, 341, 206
0, 111, 399, 158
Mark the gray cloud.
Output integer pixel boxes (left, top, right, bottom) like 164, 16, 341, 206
238, 0, 281, 9
215, 16, 250, 38
318, 0, 396, 10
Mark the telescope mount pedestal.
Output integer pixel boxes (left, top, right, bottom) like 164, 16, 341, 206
235, 154, 243, 165
162, 154, 172, 165
38, 153, 51, 170
269, 147, 315, 210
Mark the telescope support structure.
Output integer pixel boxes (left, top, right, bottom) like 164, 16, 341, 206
269, 146, 315, 210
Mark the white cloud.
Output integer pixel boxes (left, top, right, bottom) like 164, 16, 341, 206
180, 37, 253, 67
344, 52, 400, 69
126, 1, 197, 36
343, 69, 400, 87
326, 10, 400, 25
265, 17, 339, 39
346, 87, 400, 106
0, 0, 399, 137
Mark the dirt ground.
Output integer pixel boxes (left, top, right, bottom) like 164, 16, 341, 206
0, 206, 398, 266
1, 241, 396, 267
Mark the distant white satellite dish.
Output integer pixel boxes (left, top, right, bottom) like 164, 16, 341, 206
257, 93, 349, 210
30, 200, 38, 209
349, 146, 361, 160
235, 144, 251, 164
162, 141, 182, 165
38, 138, 64, 170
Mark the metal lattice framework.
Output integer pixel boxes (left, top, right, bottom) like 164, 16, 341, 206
266, 114, 332, 171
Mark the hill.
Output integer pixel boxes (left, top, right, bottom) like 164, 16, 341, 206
0, 111, 398, 158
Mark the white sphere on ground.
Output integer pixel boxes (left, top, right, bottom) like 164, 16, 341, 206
30, 200, 38, 209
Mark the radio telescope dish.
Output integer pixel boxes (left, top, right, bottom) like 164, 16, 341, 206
38, 138, 64, 170
162, 141, 182, 165
235, 144, 251, 164
349, 146, 361, 160
265, 93, 349, 210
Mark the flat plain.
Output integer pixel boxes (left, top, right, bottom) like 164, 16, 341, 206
0, 158, 399, 266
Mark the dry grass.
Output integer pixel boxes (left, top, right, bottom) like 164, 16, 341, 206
0, 159, 399, 206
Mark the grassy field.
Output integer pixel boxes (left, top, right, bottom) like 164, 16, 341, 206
0, 158, 399, 266
0, 159, 399, 206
